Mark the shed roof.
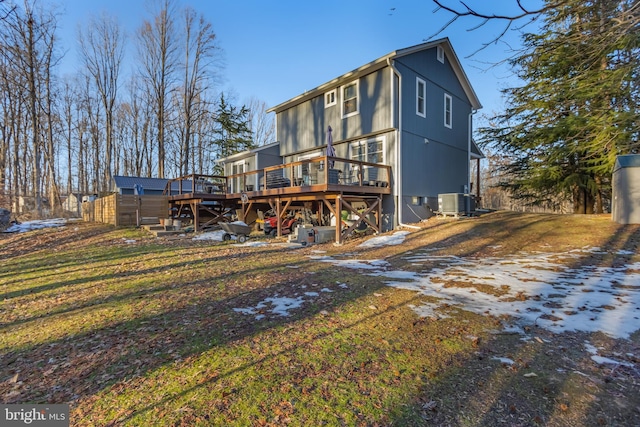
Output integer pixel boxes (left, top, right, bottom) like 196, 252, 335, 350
471, 139, 485, 159
267, 38, 481, 114
614, 154, 640, 173
112, 176, 170, 191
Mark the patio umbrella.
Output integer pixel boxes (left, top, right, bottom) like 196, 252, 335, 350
326, 125, 336, 168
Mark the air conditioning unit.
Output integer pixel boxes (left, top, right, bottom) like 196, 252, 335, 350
438, 193, 466, 216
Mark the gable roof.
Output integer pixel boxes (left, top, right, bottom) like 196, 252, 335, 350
267, 38, 482, 114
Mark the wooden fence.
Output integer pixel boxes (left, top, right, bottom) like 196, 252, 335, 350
82, 194, 169, 226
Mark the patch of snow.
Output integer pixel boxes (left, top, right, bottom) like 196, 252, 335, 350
584, 341, 635, 367
492, 357, 515, 365
4, 218, 68, 233
591, 355, 634, 367
310, 247, 640, 339
234, 241, 268, 247
234, 296, 306, 319
617, 250, 635, 255
192, 230, 225, 241
358, 231, 410, 248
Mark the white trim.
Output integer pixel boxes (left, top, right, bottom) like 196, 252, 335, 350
416, 77, 426, 118
324, 89, 337, 108
349, 136, 386, 166
231, 159, 246, 173
341, 80, 359, 118
444, 93, 452, 129
437, 45, 444, 63
230, 160, 246, 193
297, 151, 323, 179
297, 151, 322, 161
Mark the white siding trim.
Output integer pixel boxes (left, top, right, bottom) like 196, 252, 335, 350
341, 80, 359, 118
325, 89, 337, 108
444, 93, 452, 129
416, 77, 426, 118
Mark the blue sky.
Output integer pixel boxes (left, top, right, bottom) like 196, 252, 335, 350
54, 0, 540, 124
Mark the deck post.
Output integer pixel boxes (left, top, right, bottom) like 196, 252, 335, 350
276, 197, 282, 237
335, 195, 342, 245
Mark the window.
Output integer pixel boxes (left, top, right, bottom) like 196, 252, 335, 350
231, 160, 246, 193
341, 81, 359, 118
350, 138, 384, 164
416, 77, 426, 117
325, 90, 336, 108
297, 152, 322, 185
444, 93, 452, 128
437, 45, 444, 63
411, 196, 423, 206
350, 138, 384, 185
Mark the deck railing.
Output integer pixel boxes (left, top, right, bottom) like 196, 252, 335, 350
226, 156, 391, 194
163, 174, 228, 196
165, 157, 391, 196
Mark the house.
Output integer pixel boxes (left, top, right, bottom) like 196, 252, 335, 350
265, 37, 483, 227
62, 193, 83, 216
217, 142, 282, 193
111, 175, 195, 195
612, 154, 640, 224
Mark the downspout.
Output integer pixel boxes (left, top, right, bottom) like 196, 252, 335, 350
468, 109, 477, 212
388, 58, 420, 230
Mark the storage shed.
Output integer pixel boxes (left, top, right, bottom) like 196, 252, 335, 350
612, 154, 640, 224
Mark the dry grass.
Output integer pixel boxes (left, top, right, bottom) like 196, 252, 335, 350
1, 211, 639, 426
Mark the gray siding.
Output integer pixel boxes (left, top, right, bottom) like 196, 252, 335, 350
277, 68, 392, 157
396, 48, 472, 153
401, 132, 468, 197
255, 144, 282, 169
223, 144, 282, 175
395, 47, 473, 223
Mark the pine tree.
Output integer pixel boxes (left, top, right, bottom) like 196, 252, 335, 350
480, 0, 640, 213
211, 93, 254, 174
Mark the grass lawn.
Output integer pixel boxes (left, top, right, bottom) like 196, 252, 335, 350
1, 211, 639, 426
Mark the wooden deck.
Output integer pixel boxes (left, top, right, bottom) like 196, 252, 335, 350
164, 157, 392, 244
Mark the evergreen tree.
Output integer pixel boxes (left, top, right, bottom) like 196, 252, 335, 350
480, 0, 640, 213
211, 93, 254, 174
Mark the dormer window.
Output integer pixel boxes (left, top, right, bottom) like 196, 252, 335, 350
341, 81, 359, 118
325, 89, 337, 108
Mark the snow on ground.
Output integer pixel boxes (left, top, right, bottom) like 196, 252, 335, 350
309, 247, 640, 339
3, 218, 71, 233
192, 230, 226, 241
358, 231, 410, 248
8, 219, 639, 342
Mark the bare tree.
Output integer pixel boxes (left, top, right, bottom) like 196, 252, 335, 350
430, 0, 568, 56
2, 0, 59, 217
246, 96, 275, 147
136, 0, 179, 178
78, 12, 125, 189
177, 6, 219, 176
